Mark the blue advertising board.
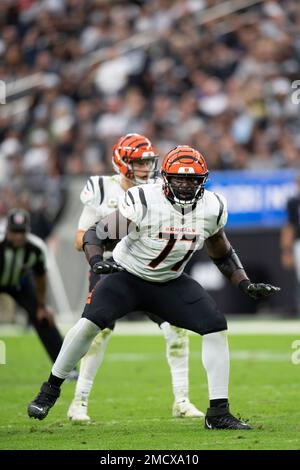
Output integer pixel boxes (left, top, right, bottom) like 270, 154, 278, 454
206, 169, 297, 228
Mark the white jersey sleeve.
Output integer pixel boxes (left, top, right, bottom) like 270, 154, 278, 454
119, 186, 147, 227
80, 176, 104, 207
207, 192, 228, 237
78, 176, 105, 230
77, 205, 98, 231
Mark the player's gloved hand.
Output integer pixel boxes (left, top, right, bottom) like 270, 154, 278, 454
92, 260, 124, 275
239, 280, 281, 300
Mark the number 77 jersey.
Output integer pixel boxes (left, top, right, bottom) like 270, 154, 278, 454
113, 181, 228, 282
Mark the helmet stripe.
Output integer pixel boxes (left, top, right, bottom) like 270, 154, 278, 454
128, 141, 151, 157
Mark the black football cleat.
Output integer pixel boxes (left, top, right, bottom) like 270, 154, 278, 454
27, 382, 60, 420
205, 405, 252, 430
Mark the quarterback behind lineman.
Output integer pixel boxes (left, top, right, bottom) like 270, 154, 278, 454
28, 145, 280, 429
68, 134, 203, 423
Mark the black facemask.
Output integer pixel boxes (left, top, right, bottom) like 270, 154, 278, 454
165, 175, 208, 205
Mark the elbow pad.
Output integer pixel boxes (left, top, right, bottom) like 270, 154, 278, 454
82, 225, 102, 250
210, 247, 244, 279
82, 225, 106, 265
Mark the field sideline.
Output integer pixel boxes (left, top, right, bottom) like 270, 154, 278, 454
0, 327, 300, 450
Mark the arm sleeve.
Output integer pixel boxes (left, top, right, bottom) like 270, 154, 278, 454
119, 187, 144, 227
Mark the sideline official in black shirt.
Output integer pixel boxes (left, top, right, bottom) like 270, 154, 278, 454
0, 208, 65, 363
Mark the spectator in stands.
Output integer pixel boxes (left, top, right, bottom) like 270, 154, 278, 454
0, 0, 300, 233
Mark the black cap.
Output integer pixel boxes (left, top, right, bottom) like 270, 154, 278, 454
7, 209, 31, 233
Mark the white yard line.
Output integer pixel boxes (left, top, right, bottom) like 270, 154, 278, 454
105, 350, 291, 362
111, 320, 300, 336
1, 319, 300, 337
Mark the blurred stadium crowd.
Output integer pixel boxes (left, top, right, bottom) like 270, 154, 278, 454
0, 0, 300, 238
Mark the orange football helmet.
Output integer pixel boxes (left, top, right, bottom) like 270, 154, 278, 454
161, 145, 209, 205
112, 133, 158, 184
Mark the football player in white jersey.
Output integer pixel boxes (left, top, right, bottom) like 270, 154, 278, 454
28, 145, 280, 429
67, 134, 203, 423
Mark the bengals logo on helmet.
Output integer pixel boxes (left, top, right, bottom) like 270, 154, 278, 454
112, 133, 158, 184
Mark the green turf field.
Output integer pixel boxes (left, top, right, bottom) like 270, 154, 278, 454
0, 332, 300, 450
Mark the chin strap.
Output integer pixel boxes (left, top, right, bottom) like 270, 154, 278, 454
164, 178, 204, 206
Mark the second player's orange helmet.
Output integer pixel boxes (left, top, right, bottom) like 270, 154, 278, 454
112, 133, 158, 184
161, 145, 209, 205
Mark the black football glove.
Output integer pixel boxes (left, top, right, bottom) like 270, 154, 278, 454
92, 261, 124, 275
240, 280, 281, 300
